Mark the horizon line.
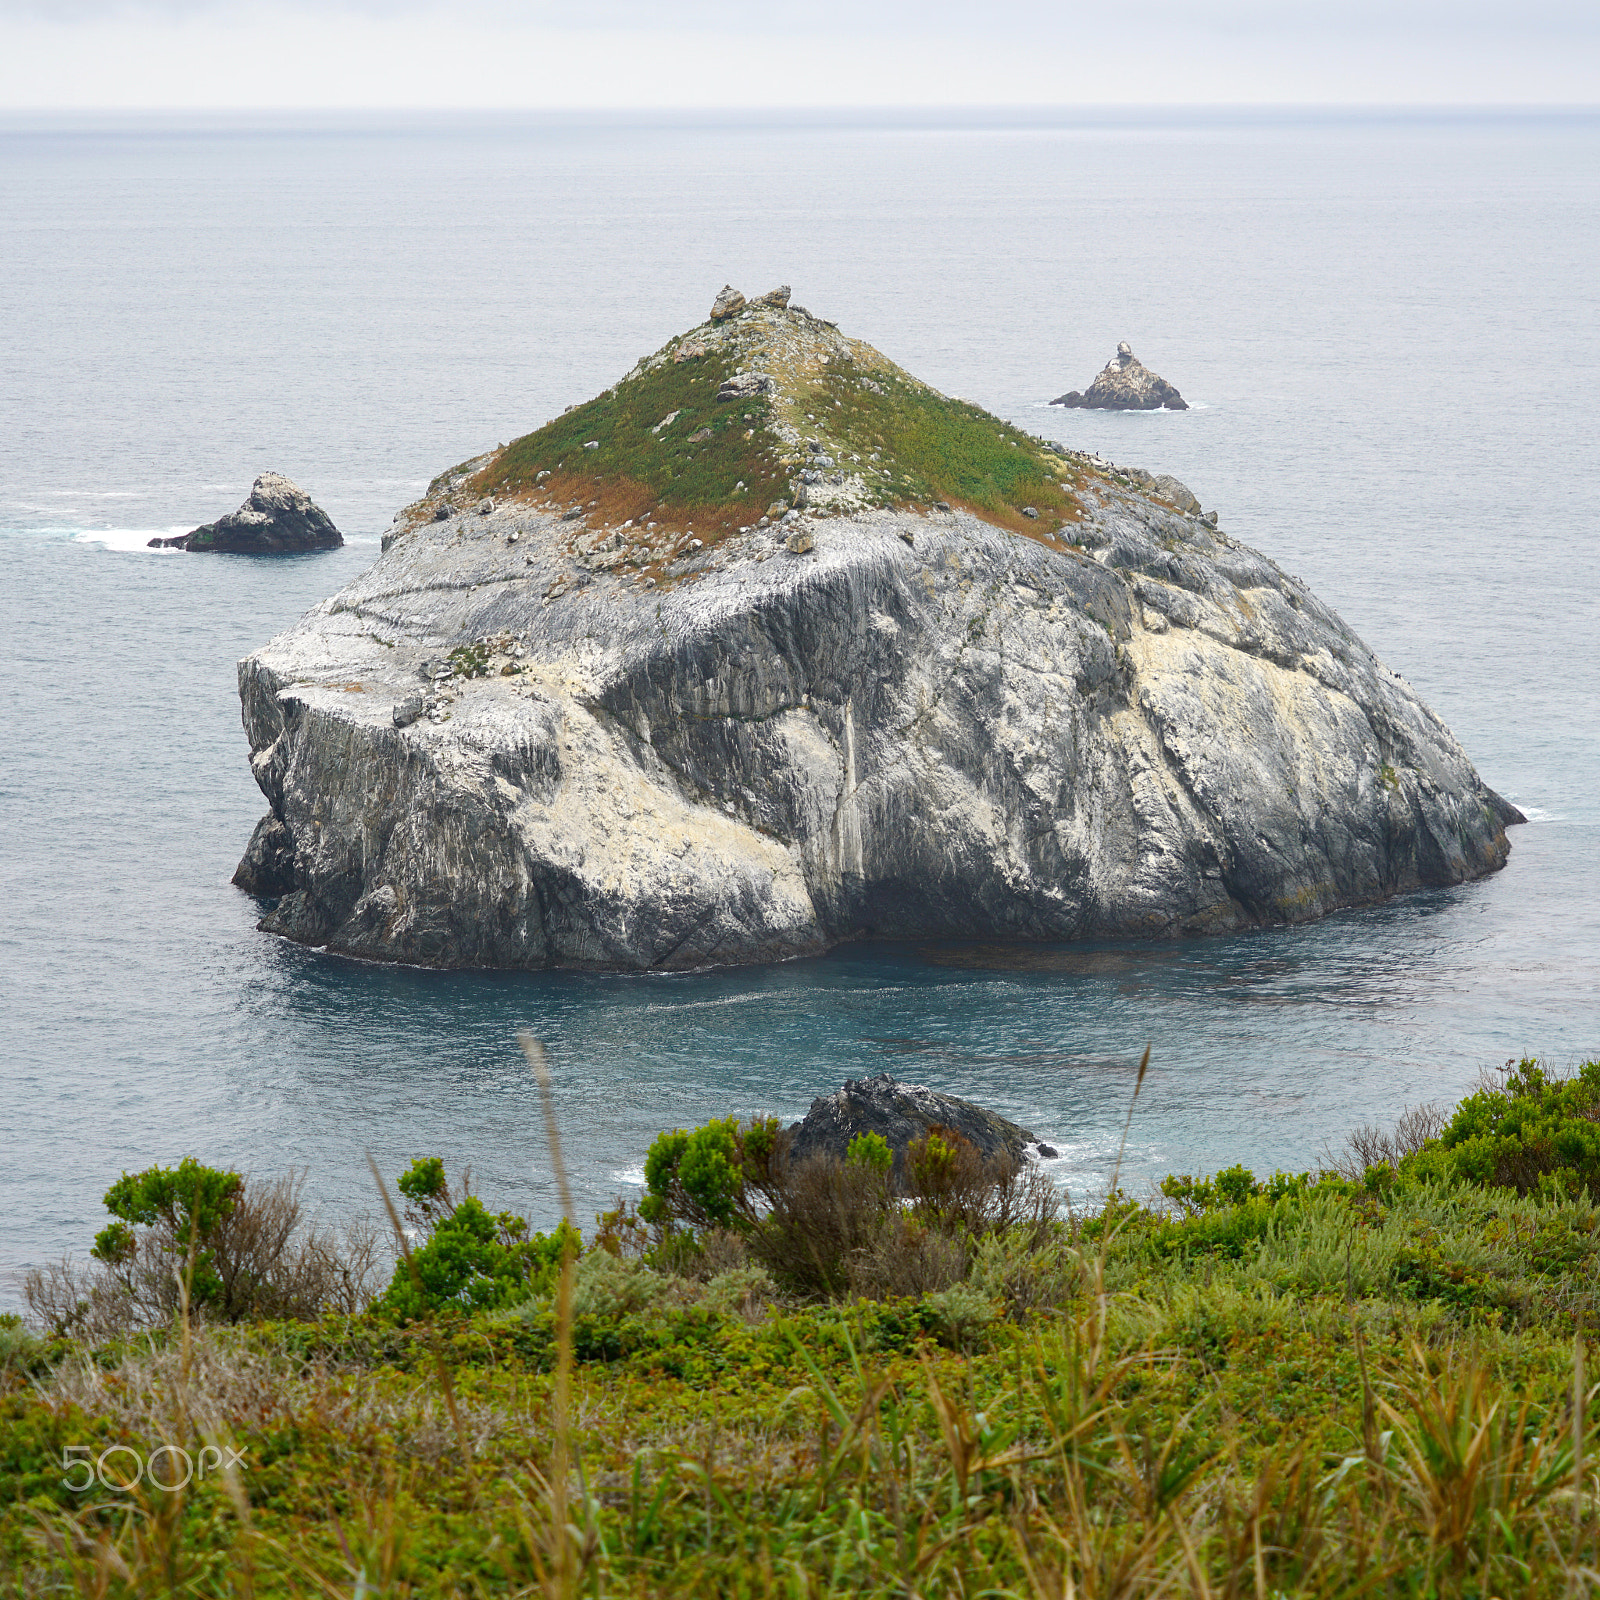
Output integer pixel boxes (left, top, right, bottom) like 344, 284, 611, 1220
3, 102, 1597, 119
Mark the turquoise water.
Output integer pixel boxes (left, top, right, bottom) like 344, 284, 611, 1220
2, 111, 1597, 1303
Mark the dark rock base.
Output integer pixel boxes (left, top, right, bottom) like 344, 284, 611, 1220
784, 1074, 1058, 1188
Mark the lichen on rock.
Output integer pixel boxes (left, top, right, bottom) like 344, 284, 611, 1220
231, 293, 1520, 971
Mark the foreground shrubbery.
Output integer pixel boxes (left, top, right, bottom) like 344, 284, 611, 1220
5, 1056, 1600, 1597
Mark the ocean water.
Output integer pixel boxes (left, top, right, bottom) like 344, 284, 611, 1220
2, 110, 1598, 1306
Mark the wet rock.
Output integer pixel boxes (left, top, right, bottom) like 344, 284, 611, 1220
783, 1074, 1057, 1187
1051, 343, 1188, 411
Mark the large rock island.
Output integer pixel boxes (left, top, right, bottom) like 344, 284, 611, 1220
232, 290, 1519, 970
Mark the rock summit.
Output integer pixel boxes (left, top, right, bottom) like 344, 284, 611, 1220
231, 288, 1519, 969
153, 473, 342, 554
1052, 343, 1188, 411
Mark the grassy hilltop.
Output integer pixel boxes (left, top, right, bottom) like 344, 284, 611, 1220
4, 1056, 1600, 1597
408, 295, 1094, 577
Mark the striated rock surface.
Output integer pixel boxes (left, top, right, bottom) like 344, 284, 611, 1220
785, 1074, 1057, 1187
1052, 343, 1188, 411
154, 473, 342, 554
233, 296, 1519, 971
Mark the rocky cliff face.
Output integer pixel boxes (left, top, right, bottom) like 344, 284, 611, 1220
154, 473, 342, 553
233, 298, 1518, 970
1052, 343, 1188, 411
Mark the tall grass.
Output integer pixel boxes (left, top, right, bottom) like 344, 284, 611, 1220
7, 1046, 1600, 1598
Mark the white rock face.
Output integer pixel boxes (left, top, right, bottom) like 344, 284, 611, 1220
233, 469, 1519, 970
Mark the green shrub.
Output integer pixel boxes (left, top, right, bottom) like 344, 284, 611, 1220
447, 643, 491, 678
1159, 1164, 1313, 1217
380, 1156, 580, 1321
845, 1131, 893, 1171
1406, 1057, 1600, 1198
640, 1116, 783, 1233
95, 1158, 243, 1309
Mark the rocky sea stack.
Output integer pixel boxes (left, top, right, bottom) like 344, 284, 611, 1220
1052, 344, 1188, 411
153, 473, 342, 553
232, 286, 1519, 969
786, 1075, 1058, 1189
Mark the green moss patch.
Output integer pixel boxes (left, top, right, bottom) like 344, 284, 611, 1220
804, 363, 1082, 538
474, 348, 789, 540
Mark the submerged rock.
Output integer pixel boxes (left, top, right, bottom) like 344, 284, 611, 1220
153, 473, 342, 554
230, 292, 1519, 970
784, 1075, 1057, 1186
1052, 343, 1188, 411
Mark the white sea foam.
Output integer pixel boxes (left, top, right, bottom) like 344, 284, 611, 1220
73, 527, 191, 553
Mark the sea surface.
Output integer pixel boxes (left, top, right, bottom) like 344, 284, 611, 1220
2, 109, 1597, 1306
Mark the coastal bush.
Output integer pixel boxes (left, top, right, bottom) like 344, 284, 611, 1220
639, 1115, 1062, 1302
12, 1059, 1600, 1598
640, 1115, 784, 1232
1325, 1099, 1447, 1179
378, 1156, 580, 1321
446, 642, 491, 678
1406, 1056, 1600, 1198
1159, 1163, 1315, 1217
23, 1161, 384, 1338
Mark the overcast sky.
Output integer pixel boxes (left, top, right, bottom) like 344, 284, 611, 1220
1, 0, 1595, 108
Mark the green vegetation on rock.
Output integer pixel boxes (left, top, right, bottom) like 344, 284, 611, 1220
429, 302, 1086, 554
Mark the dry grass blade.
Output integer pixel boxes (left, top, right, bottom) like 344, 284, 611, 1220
1106, 1046, 1151, 1207
519, 1031, 589, 1600
365, 1150, 476, 1502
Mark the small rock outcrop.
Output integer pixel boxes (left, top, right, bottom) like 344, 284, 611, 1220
152, 473, 342, 553
1052, 343, 1188, 411
709, 285, 746, 322
784, 1075, 1057, 1187
711, 284, 790, 321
